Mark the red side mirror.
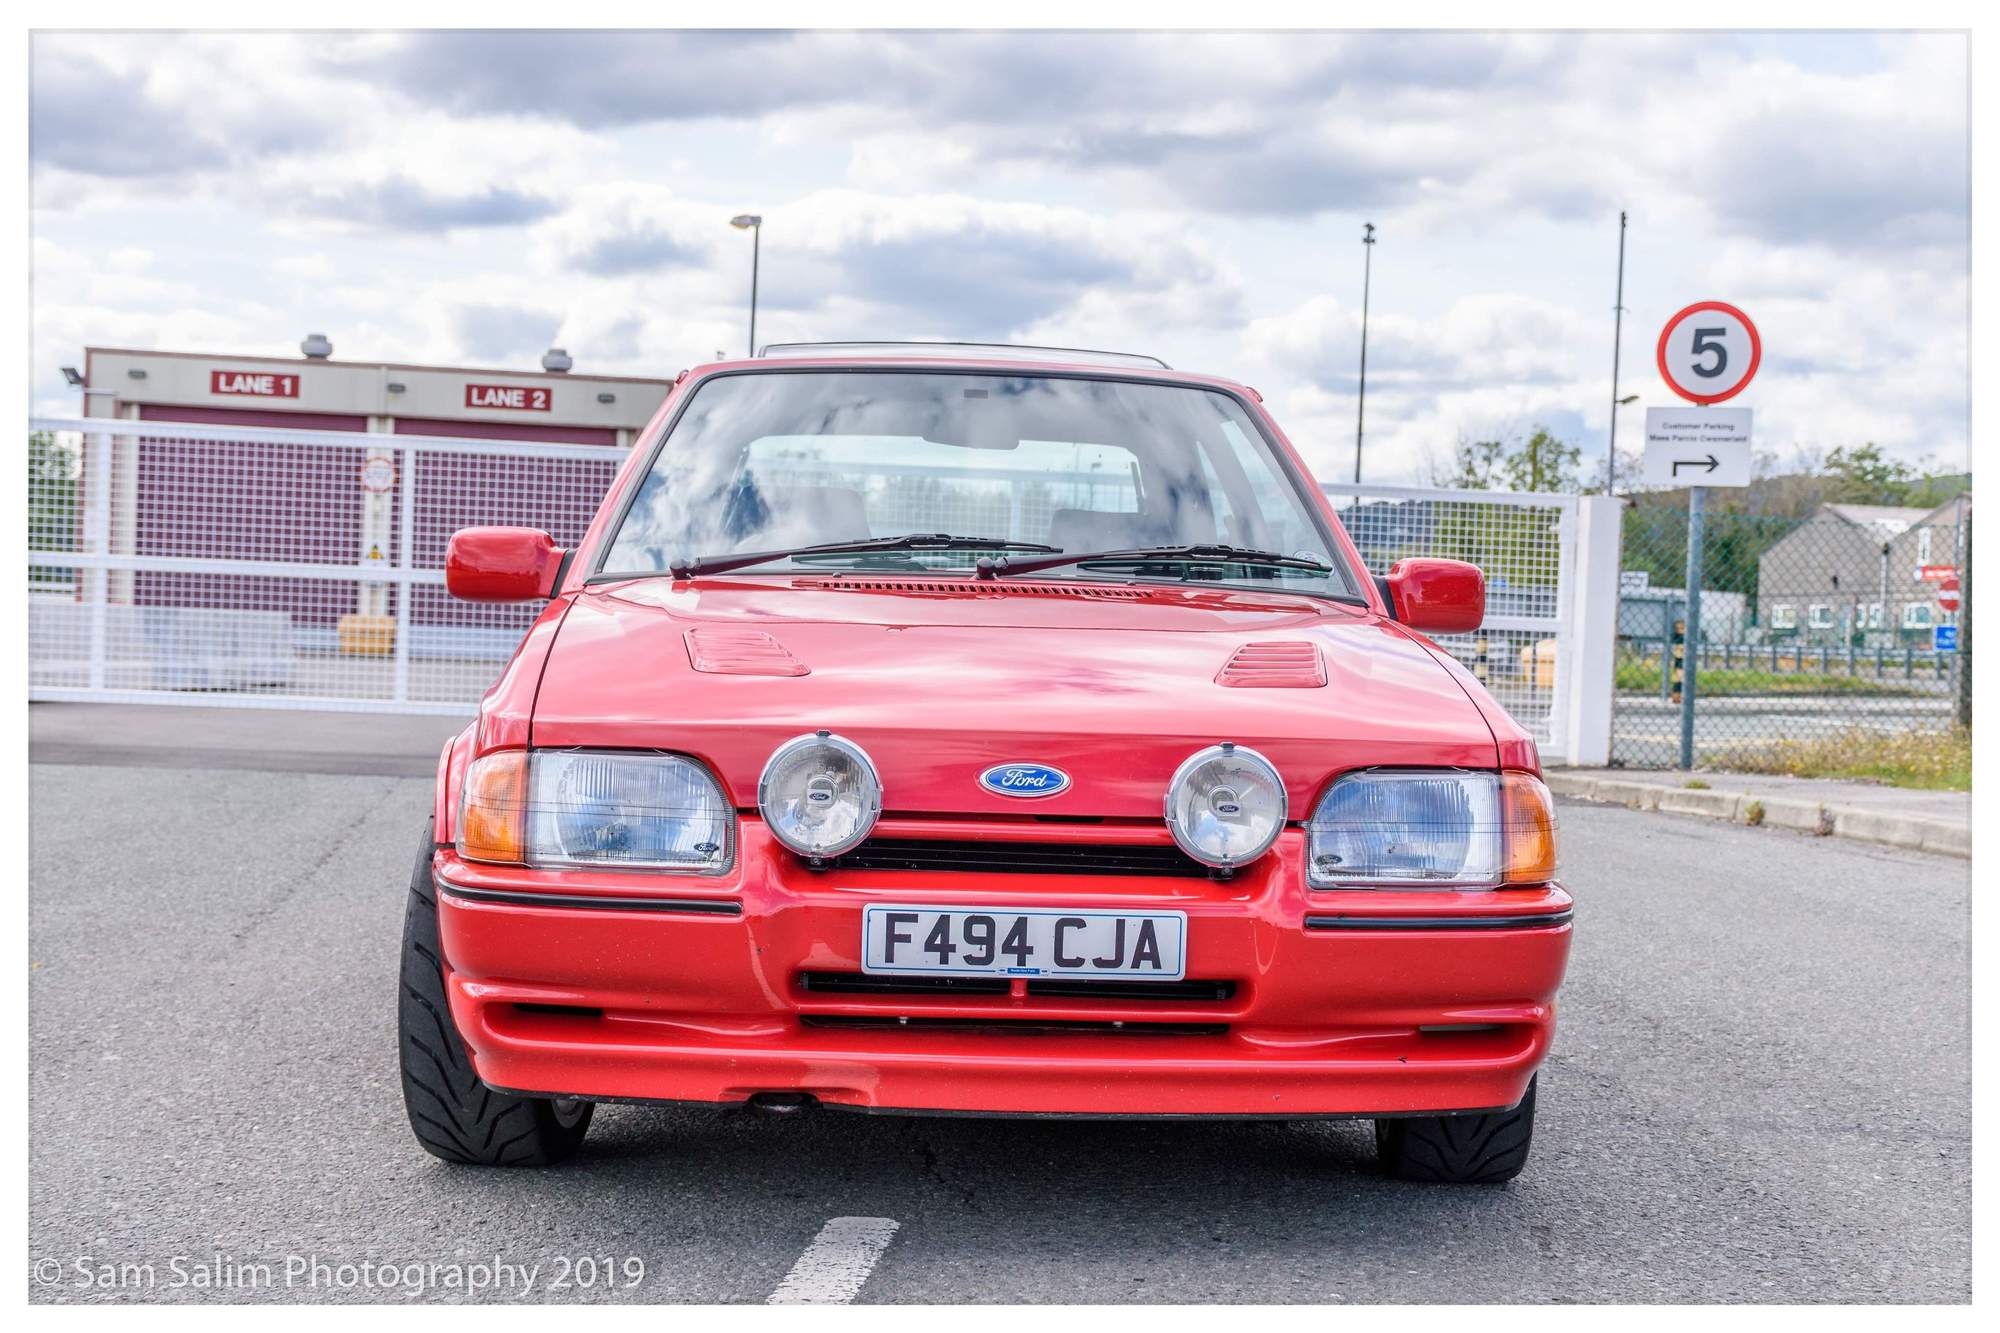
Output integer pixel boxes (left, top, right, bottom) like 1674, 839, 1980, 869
445, 527, 566, 602
1385, 558, 1484, 634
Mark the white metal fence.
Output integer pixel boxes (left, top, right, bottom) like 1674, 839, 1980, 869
28, 416, 621, 713
27, 416, 1616, 759
1323, 483, 1617, 763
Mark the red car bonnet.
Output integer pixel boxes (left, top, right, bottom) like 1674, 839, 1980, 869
522, 577, 1504, 820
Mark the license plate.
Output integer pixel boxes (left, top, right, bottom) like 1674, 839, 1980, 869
861, 904, 1187, 980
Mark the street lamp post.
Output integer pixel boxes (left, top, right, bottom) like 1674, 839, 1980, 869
1608, 392, 1639, 490
1354, 222, 1376, 485
730, 213, 763, 358
1605, 210, 1630, 492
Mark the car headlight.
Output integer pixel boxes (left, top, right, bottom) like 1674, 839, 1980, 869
1163, 743, 1286, 869
456, 749, 734, 874
759, 731, 882, 859
1306, 769, 1556, 888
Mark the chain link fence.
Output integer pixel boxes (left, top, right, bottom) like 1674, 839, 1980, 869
1611, 498, 1970, 769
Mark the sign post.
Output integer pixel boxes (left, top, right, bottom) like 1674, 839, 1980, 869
1957, 521, 1971, 729
1651, 300, 1762, 768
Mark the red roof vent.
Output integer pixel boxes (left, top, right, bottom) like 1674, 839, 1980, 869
1216, 641, 1327, 688
683, 628, 808, 677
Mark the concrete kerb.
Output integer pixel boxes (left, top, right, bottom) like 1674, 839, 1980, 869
1545, 771, 1966, 859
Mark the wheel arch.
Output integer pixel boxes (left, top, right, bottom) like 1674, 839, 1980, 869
434, 723, 476, 847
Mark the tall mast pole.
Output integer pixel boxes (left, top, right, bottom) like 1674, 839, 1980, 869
748, 222, 761, 358
1354, 221, 1376, 485
1606, 210, 1628, 491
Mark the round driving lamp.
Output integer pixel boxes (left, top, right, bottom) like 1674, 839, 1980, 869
1164, 742, 1286, 870
759, 731, 882, 860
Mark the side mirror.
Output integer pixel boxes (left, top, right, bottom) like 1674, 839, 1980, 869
445, 527, 566, 601
1383, 558, 1484, 634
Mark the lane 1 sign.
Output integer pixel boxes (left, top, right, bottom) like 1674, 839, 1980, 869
212, 369, 300, 398
1657, 301, 1761, 405
1641, 406, 1753, 488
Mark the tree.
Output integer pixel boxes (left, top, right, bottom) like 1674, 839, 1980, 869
1822, 443, 1919, 505
1500, 427, 1581, 495
1431, 435, 1506, 490
1431, 426, 1581, 495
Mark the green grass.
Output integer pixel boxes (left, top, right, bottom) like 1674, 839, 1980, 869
1709, 725, 1972, 791
1614, 656, 1936, 698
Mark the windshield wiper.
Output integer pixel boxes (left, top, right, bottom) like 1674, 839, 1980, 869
979, 543, 1334, 580
667, 533, 1058, 579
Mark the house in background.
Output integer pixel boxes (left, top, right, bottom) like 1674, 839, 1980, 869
1883, 493, 1971, 639
1756, 498, 1970, 645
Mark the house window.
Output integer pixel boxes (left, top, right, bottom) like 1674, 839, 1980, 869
1770, 605, 1797, 629
1918, 528, 1933, 564
1808, 604, 1833, 629
1903, 603, 1934, 630
1866, 603, 1884, 629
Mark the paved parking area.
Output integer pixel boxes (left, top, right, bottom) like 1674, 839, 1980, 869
28, 713, 1971, 1304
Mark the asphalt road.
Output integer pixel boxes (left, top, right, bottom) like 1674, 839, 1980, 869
29, 740, 1970, 1304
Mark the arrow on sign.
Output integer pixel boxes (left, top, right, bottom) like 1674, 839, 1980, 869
1671, 455, 1720, 476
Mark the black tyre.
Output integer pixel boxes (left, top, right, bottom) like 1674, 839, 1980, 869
1374, 1076, 1536, 1184
397, 821, 593, 1166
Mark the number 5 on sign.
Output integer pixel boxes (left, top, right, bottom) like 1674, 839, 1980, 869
1657, 301, 1761, 405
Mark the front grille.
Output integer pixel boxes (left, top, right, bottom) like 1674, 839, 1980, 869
797, 971, 1234, 1003
1026, 977, 1235, 1002
799, 971, 1009, 996
801, 1015, 1226, 1037
824, 837, 1211, 878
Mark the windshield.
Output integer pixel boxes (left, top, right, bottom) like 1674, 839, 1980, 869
599, 370, 1358, 597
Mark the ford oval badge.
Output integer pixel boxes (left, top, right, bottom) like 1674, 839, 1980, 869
979, 763, 1071, 799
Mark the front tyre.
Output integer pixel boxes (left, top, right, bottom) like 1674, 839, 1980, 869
1374, 1076, 1536, 1184
397, 821, 593, 1166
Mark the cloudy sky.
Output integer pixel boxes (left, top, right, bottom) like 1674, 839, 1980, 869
29, 29, 1968, 484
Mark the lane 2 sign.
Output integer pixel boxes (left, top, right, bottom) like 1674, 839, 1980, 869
211, 370, 299, 398
465, 383, 552, 412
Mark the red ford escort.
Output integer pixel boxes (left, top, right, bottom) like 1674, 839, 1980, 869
399, 343, 1569, 1182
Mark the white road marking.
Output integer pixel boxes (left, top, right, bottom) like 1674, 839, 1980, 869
766, 1215, 902, 1305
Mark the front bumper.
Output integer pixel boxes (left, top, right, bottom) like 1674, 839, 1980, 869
432, 825, 1571, 1118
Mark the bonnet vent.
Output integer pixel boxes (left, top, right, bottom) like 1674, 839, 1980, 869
683, 628, 808, 676
1215, 641, 1326, 688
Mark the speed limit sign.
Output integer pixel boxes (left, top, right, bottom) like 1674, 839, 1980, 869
1657, 301, 1761, 404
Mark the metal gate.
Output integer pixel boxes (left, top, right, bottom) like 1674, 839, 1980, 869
28, 416, 1611, 759
28, 415, 623, 714
1323, 483, 1591, 762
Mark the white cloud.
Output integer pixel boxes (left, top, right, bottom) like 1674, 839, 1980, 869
27, 29, 1970, 482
